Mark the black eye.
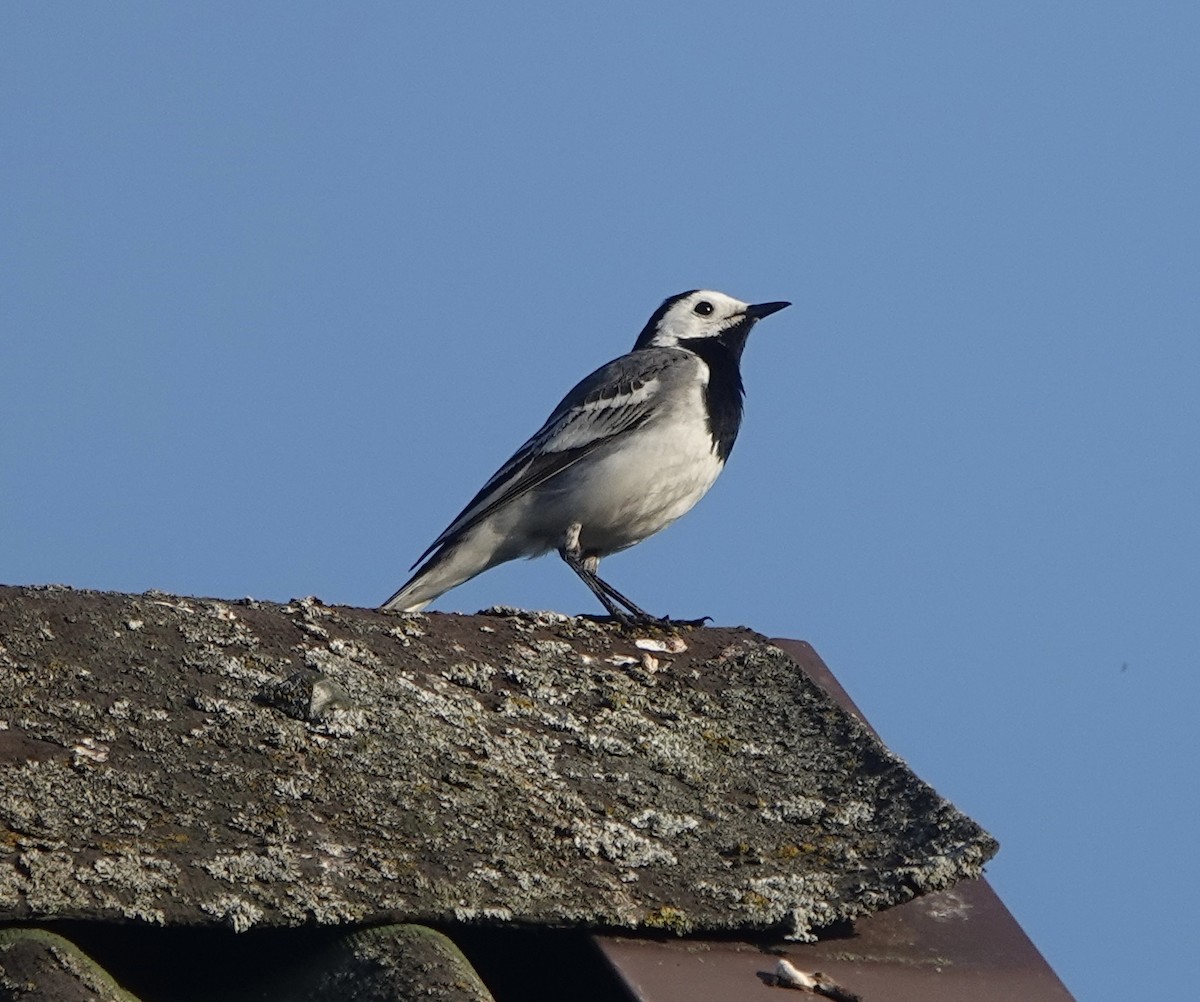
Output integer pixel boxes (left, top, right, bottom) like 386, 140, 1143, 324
693, 301, 714, 316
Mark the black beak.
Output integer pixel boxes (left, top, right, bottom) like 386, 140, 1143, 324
745, 301, 791, 321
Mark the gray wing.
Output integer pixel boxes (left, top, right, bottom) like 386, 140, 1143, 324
409, 348, 687, 568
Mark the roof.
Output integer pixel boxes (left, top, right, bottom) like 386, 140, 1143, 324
0, 584, 994, 940
593, 639, 1075, 1001
0, 584, 1070, 1000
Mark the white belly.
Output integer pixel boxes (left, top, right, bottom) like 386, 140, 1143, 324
571, 429, 722, 553
523, 382, 726, 557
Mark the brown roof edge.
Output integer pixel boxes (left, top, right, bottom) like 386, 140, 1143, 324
591, 639, 1075, 1002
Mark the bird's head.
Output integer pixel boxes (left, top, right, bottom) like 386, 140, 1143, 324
632, 290, 790, 352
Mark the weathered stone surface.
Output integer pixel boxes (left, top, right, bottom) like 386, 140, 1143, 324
0, 928, 140, 1002
264, 924, 496, 1002
0, 584, 997, 940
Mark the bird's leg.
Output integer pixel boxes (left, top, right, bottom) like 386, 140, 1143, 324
559, 524, 628, 621
584, 561, 659, 623
558, 523, 657, 624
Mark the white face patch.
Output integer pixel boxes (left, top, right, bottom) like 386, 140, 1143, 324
645, 290, 752, 349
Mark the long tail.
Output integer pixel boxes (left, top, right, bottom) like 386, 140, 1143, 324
381, 530, 506, 611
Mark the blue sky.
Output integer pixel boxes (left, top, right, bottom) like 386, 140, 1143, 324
3, 4, 1198, 996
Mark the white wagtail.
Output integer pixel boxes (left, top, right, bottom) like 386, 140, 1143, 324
382, 290, 790, 622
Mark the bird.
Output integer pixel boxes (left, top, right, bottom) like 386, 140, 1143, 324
382, 289, 790, 623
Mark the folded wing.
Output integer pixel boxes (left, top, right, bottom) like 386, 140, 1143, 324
409, 350, 682, 568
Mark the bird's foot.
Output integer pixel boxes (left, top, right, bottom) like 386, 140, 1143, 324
611, 612, 711, 631
657, 615, 712, 628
